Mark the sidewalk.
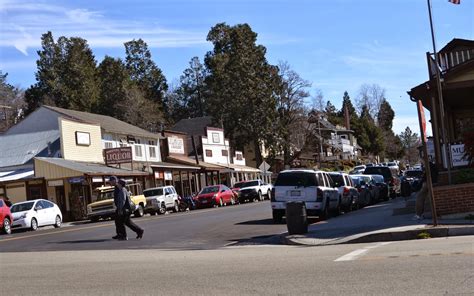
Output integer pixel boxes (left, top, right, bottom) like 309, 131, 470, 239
283, 193, 474, 246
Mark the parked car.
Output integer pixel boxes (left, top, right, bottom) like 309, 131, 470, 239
233, 180, 272, 203
1, 198, 13, 234
403, 169, 424, 192
349, 165, 366, 175
370, 174, 389, 201
87, 183, 146, 222
363, 166, 401, 198
10, 199, 62, 231
350, 175, 375, 208
195, 185, 237, 208
271, 169, 339, 223
328, 172, 359, 212
143, 186, 179, 215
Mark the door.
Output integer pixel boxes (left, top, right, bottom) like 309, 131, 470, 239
43, 200, 56, 225
164, 187, 173, 207
34, 201, 48, 226
55, 186, 67, 220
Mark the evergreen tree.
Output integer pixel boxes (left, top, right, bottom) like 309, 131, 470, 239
96, 56, 130, 119
124, 39, 168, 108
377, 99, 395, 131
204, 23, 280, 164
170, 56, 207, 122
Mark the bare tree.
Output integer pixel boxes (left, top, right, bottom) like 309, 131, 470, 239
311, 88, 326, 112
356, 83, 386, 119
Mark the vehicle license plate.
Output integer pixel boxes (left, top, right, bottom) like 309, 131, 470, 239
290, 190, 301, 197
201, 200, 207, 203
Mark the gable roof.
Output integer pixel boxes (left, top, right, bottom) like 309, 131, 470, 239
0, 130, 60, 167
439, 38, 474, 54
172, 116, 213, 136
43, 105, 161, 139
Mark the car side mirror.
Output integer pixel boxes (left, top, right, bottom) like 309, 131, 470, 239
35, 206, 42, 211
221, 190, 225, 193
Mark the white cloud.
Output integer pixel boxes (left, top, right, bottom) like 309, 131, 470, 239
0, 1, 208, 55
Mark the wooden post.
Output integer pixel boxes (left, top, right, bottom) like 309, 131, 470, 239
179, 170, 184, 197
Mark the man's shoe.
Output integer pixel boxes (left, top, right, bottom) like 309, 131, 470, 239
136, 229, 144, 240
118, 236, 128, 241
112, 235, 120, 239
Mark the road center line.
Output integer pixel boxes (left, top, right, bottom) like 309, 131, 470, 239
335, 242, 392, 262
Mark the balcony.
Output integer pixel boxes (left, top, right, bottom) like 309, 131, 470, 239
428, 48, 474, 77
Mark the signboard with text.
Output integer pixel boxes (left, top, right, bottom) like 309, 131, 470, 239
168, 137, 185, 154
104, 147, 133, 165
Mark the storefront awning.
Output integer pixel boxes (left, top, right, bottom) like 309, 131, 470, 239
217, 163, 262, 173
167, 156, 226, 171
34, 157, 149, 179
0, 169, 34, 182
150, 162, 200, 171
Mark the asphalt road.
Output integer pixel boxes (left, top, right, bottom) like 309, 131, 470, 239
0, 200, 288, 252
1, 236, 472, 295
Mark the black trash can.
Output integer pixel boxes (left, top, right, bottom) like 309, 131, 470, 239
401, 179, 411, 197
286, 202, 308, 235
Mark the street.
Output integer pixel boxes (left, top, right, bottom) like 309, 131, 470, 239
0, 200, 286, 252
1, 236, 473, 295
1, 200, 473, 295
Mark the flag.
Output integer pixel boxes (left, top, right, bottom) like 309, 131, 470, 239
449, 0, 460, 4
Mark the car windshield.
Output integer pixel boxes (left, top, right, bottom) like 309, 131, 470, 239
97, 190, 114, 201
275, 172, 318, 187
372, 175, 384, 182
200, 186, 220, 194
329, 174, 344, 187
144, 188, 164, 197
10, 201, 35, 212
364, 167, 391, 179
234, 181, 259, 188
406, 170, 423, 177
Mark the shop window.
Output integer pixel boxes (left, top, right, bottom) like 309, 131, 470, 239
206, 149, 212, 157
222, 149, 228, 157
105, 142, 113, 149
135, 145, 142, 157
212, 133, 220, 143
148, 140, 155, 146
149, 146, 157, 158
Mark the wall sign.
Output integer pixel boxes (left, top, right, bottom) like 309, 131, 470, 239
48, 180, 64, 187
451, 144, 469, 167
164, 171, 173, 181
104, 147, 133, 165
68, 177, 85, 184
168, 137, 185, 154
75, 131, 91, 146
212, 132, 220, 143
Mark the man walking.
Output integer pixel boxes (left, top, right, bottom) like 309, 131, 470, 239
115, 178, 144, 240
110, 176, 125, 240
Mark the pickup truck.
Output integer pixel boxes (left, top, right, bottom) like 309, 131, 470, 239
233, 179, 273, 203
87, 183, 146, 222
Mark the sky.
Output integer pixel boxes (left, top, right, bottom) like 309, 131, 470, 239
0, 0, 473, 135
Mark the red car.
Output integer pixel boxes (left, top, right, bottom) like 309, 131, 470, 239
1, 198, 13, 235
195, 185, 236, 208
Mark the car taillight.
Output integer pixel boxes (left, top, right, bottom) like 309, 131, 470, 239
271, 188, 275, 202
316, 188, 323, 202
343, 187, 350, 195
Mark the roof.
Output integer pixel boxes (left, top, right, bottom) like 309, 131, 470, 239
219, 163, 261, 173
0, 169, 34, 182
172, 116, 213, 136
439, 38, 474, 53
0, 130, 60, 167
44, 105, 161, 140
35, 157, 149, 177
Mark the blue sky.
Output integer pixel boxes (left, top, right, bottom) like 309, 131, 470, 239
0, 0, 473, 135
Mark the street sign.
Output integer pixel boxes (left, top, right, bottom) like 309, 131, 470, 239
259, 161, 270, 172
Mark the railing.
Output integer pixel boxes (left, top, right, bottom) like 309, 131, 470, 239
428, 48, 474, 77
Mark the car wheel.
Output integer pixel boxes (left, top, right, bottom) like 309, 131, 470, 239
54, 215, 62, 228
258, 191, 264, 201
31, 218, 38, 231
272, 210, 283, 224
230, 197, 236, 205
158, 203, 166, 215
219, 198, 223, 207
2, 218, 11, 235
134, 204, 144, 218
90, 217, 100, 223
173, 201, 179, 213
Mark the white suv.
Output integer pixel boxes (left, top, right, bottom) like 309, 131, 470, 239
143, 186, 179, 215
270, 169, 339, 223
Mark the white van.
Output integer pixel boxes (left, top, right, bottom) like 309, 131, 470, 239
143, 186, 179, 215
270, 169, 339, 223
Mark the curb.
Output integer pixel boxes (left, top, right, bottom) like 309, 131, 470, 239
283, 225, 474, 246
